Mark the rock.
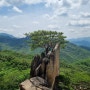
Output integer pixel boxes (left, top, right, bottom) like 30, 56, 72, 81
20, 43, 60, 90
30, 55, 41, 77
46, 43, 60, 88
19, 77, 51, 90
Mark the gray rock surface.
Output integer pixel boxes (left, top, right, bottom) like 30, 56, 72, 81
19, 43, 60, 90
19, 77, 51, 90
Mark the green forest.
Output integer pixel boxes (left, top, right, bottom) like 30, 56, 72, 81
0, 33, 90, 90
0, 50, 90, 90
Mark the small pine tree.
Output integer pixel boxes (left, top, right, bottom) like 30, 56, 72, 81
25, 30, 67, 53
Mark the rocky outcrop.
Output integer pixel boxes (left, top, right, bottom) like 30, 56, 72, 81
19, 43, 60, 90
19, 77, 50, 90
46, 43, 60, 88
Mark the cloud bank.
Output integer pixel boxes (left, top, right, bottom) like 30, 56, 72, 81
0, 0, 90, 38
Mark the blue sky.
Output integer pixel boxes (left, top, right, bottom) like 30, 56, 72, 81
0, 0, 90, 39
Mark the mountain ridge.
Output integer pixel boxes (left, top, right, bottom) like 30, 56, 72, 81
0, 33, 16, 38
69, 37, 90, 48
0, 33, 90, 62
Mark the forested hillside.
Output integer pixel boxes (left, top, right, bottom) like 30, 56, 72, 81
0, 50, 90, 90
0, 33, 90, 62
0, 50, 32, 90
61, 42, 90, 63
69, 37, 90, 50
0, 33, 90, 90
0, 33, 29, 52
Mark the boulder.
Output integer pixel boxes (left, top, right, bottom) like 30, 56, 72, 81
19, 77, 51, 90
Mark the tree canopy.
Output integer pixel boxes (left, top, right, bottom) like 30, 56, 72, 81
25, 30, 67, 50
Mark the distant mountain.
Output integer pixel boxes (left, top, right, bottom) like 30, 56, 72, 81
60, 43, 90, 63
0, 33, 29, 52
0, 33, 15, 38
69, 37, 90, 50
0, 33, 90, 62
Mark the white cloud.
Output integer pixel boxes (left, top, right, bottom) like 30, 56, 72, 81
69, 29, 76, 32
68, 19, 90, 27
62, 0, 90, 9
7, 0, 22, 4
23, 0, 43, 5
54, 7, 68, 16
42, 14, 50, 18
48, 24, 60, 30
81, 0, 90, 5
0, 28, 14, 32
32, 21, 39, 25
0, 0, 89, 8
14, 32, 25, 38
0, 0, 10, 7
69, 14, 81, 20
12, 25, 22, 28
45, 0, 88, 9
45, 0, 89, 19
66, 0, 81, 8
12, 6, 22, 13
62, 0, 71, 8
0, 0, 90, 39
80, 12, 90, 18
45, 0, 59, 7
0, 0, 43, 7
0, 0, 89, 17
69, 12, 90, 20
